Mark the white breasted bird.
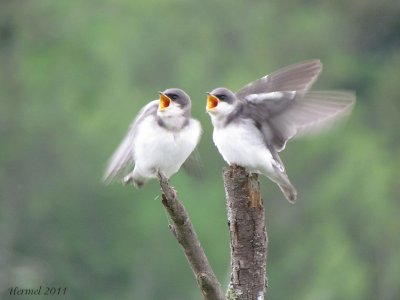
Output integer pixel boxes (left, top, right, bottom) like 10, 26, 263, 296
206, 60, 355, 203
104, 88, 202, 187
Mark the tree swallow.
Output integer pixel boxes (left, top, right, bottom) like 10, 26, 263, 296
206, 60, 355, 203
104, 88, 202, 187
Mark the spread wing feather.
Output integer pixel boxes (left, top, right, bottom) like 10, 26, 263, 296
103, 100, 158, 183
236, 60, 322, 99
237, 60, 355, 151
266, 91, 355, 151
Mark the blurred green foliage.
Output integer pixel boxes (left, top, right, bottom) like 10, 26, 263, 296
1, 0, 399, 299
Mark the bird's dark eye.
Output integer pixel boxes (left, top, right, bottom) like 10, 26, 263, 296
217, 94, 226, 101
167, 94, 178, 100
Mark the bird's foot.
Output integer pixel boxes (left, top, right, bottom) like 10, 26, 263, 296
123, 174, 145, 188
123, 174, 134, 185
157, 170, 169, 183
156, 171, 177, 199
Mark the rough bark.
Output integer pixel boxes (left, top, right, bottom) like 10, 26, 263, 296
157, 172, 224, 300
223, 165, 268, 300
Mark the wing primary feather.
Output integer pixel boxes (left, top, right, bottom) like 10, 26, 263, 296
272, 90, 355, 150
103, 100, 159, 183
244, 90, 355, 152
236, 59, 322, 99
103, 132, 135, 183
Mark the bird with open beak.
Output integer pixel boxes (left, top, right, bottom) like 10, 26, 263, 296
104, 88, 202, 187
206, 60, 355, 203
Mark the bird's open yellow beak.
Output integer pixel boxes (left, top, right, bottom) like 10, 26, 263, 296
207, 93, 219, 111
159, 92, 171, 111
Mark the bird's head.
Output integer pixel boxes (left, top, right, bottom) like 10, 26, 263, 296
158, 88, 191, 118
206, 88, 238, 118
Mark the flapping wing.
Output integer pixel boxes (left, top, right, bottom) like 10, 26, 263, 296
182, 148, 204, 178
103, 100, 159, 183
243, 91, 355, 151
236, 60, 322, 99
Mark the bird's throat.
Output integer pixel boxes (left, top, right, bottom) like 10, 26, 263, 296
157, 115, 188, 131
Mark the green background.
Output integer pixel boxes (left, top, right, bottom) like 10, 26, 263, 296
1, 0, 399, 299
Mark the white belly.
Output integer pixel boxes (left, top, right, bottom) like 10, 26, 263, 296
134, 118, 201, 178
213, 120, 273, 174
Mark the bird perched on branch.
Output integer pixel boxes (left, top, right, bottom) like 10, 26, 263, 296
104, 88, 202, 187
206, 60, 355, 203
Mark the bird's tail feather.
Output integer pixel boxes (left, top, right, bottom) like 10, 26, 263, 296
278, 181, 297, 203
265, 163, 298, 203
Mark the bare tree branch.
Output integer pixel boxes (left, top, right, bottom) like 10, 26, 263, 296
157, 172, 224, 300
223, 165, 268, 300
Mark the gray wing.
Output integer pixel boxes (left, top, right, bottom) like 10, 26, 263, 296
236, 60, 322, 99
243, 91, 355, 151
103, 100, 159, 183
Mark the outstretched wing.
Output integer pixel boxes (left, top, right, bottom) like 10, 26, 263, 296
236, 60, 322, 99
103, 100, 159, 183
243, 90, 355, 151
